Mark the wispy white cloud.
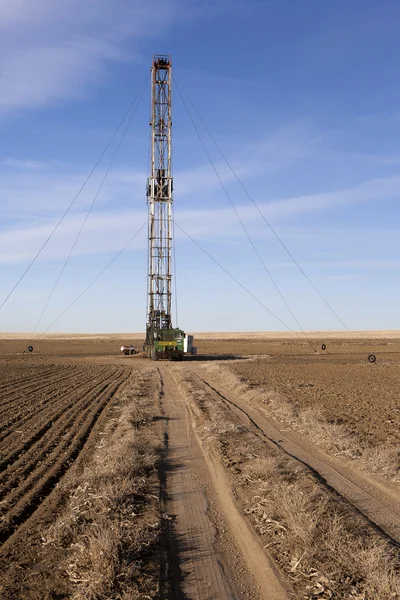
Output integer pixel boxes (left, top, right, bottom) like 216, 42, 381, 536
1, 113, 400, 270
0, 124, 316, 218
0, 212, 54, 221
0, 163, 146, 216
2, 158, 64, 169
341, 152, 400, 166
250, 175, 400, 221
0, 209, 148, 265
321, 275, 359, 280
175, 123, 323, 194
2, 172, 399, 266
259, 259, 400, 270
0, 122, 346, 221
0, 0, 192, 115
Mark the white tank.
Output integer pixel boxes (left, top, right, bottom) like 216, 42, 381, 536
184, 334, 193, 353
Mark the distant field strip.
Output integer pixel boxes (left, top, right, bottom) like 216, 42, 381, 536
0, 364, 130, 544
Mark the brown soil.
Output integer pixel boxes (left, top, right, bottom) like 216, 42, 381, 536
186, 366, 400, 538
1, 334, 399, 599
226, 343, 400, 449
0, 362, 130, 544
171, 364, 400, 598
0, 364, 161, 599
156, 365, 290, 599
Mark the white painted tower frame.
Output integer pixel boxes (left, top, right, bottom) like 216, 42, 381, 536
146, 55, 173, 333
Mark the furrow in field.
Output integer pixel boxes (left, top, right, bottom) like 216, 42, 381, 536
0, 365, 76, 406
0, 364, 81, 408
0, 366, 82, 424
0, 365, 63, 395
1, 375, 117, 505
0, 368, 129, 544
0, 368, 109, 470
0, 366, 109, 446
0, 366, 90, 437
0, 366, 118, 480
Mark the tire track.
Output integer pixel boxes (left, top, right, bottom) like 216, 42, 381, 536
158, 366, 290, 600
187, 368, 400, 547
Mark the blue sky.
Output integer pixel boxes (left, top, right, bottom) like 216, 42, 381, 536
1, 0, 400, 333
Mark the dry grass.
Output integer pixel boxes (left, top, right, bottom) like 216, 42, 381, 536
42, 369, 162, 600
243, 457, 400, 598
175, 369, 400, 599
175, 372, 242, 437
360, 444, 400, 481
204, 364, 400, 482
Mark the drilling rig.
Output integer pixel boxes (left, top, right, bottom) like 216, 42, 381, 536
144, 55, 193, 361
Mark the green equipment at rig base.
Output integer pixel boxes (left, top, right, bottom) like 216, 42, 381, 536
146, 326, 193, 361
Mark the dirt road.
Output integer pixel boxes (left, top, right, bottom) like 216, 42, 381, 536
157, 365, 291, 599
184, 366, 400, 545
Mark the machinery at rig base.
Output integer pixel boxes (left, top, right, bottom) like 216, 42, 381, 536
147, 327, 193, 361
120, 345, 138, 356
143, 55, 194, 361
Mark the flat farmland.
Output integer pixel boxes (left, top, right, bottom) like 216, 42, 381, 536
222, 339, 400, 448
0, 333, 399, 599
0, 360, 131, 544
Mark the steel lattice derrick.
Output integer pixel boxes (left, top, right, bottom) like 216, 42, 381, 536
147, 56, 173, 334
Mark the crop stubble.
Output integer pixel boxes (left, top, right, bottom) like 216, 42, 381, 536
1, 334, 399, 599
173, 365, 400, 598
225, 349, 400, 451
0, 361, 130, 545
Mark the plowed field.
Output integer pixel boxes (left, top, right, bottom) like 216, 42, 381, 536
0, 361, 130, 544
1, 333, 399, 600
226, 349, 400, 448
